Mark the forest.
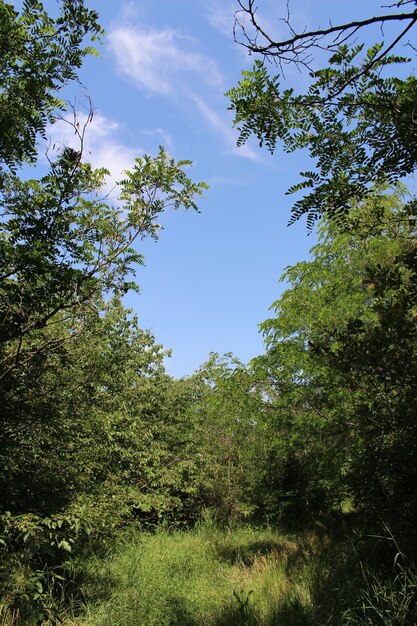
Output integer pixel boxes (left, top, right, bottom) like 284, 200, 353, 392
1, 1, 417, 624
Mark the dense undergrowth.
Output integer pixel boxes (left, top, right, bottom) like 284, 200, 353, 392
2, 515, 415, 626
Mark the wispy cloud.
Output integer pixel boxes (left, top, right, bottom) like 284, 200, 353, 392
191, 95, 260, 161
108, 26, 224, 95
108, 19, 258, 161
205, 2, 236, 37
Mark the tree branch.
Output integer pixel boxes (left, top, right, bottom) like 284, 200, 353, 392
234, 0, 417, 71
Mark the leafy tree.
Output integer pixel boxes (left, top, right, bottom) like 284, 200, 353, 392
0, 297, 168, 514
0, 2, 207, 391
0, 0, 207, 519
182, 353, 279, 524
0, 144, 207, 495
257, 187, 417, 525
0, 144, 206, 376
228, 2, 417, 533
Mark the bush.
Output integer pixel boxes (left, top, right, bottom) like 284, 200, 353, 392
0, 509, 91, 624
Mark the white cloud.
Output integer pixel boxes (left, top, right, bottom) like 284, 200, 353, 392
107, 18, 257, 161
108, 26, 224, 95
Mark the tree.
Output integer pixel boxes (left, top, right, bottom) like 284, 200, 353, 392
180, 353, 285, 524
228, 2, 417, 227
0, 297, 166, 512
0, 143, 207, 381
0, 0, 207, 506
257, 187, 417, 525
0, 3, 207, 382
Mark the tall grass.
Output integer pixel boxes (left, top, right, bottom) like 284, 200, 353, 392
68, 521, 319, 626
343, 539, 417, 625
6, 513, 415, 625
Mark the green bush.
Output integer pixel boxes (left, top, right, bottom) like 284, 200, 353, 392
0, 509, 91, 624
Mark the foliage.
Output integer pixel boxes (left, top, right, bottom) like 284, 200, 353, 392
0, 0, 102, 167
186, 354, 270, 524
0, 143, 207, 375
0, 508, 92, 623
256, 187, 417, 524
0, 149, 207, 527
344, 553, 417, 625
344, 555, 417, 625
182, 351, 338, 528
228, 44, 417, 227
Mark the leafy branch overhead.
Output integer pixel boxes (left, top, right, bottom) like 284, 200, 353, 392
228, 2, 417, 227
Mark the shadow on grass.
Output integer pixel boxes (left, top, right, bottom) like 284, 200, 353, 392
164, 587, 314, 626
213, 539, 289, 566
213, 595, 313, 626
164, 596, 202, 626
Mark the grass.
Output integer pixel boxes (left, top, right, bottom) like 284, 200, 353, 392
66, 521, 321, 626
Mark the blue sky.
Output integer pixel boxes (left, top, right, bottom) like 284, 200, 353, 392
39, 0, 409, 377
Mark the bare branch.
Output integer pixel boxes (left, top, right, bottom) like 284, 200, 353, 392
234, 0, 417, 72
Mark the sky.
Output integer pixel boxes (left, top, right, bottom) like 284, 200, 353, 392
37, 0, 411, 377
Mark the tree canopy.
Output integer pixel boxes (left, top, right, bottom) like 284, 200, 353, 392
256, 186, 417, 523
